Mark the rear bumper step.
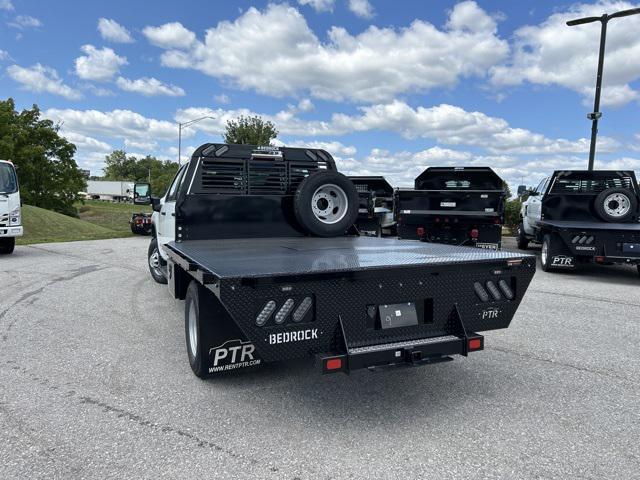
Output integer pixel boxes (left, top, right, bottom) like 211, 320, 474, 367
317, 333, 484, 374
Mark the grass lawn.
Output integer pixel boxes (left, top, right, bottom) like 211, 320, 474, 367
76, 200, 151, 236
17, 201, 151, 245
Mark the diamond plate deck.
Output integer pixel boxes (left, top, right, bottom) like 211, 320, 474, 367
168, 236, 533, 280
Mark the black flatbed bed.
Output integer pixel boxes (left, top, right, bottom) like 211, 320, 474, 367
167, 236, 531, 280
537, 220, 640, 231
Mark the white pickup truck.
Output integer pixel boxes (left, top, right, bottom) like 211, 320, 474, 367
0, 160, 22, 254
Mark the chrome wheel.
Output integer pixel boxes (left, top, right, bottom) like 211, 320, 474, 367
541, 239, 548, 267
149, 248, 163, 276
603, 193, 631, 218
310, 184, 349, 225
188, 299, 198, 358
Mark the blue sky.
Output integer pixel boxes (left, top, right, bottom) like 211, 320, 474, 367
1, 0, 639, 189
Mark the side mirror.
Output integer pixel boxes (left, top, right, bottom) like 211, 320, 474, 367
151, 196, 162, 212
133, 183, 151, 205
516, 185, 527, 197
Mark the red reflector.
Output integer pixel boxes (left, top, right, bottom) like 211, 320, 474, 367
595, 256, 605, 263
326, 358, 342, 370
470, 228, 479, 239
468, 338, 482, 350
416, 227, 425, 237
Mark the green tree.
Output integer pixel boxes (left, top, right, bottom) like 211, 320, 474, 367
102, 151, 179, 196
223, 115, 278, 145
0, 98, 86, 216
504, 198, 522, 232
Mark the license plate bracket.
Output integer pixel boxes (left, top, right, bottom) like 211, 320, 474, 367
378, 302, 418, 329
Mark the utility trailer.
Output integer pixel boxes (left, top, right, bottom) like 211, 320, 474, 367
396, 167, 506, 249
141, 144, 535, 378
348, 176, 395, 237
519, 170, 640, 274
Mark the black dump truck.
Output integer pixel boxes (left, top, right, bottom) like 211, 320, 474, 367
139, 144, 535, 378
518, 170, 640, 274
348, 176, 395, 236
396, 167, 506, 249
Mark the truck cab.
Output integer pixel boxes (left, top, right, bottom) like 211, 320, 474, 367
0, 160, 22, 254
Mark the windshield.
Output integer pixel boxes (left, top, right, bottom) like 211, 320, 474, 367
0, 163, 18, 194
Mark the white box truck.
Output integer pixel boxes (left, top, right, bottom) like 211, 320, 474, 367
0, 160, 22, 254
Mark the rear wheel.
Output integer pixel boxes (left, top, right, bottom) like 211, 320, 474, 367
541, 233, 567, 272
148, 237, 167, 284
0, 237, 15, 254
185, 281, 206, 378
516, 223, 529, 250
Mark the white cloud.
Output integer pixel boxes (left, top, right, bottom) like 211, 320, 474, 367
0, 49, 10, 61
288, 140, 357, 157
8, 14, 42, 29
152, 2, 508, 103
64, 132, 113, 153
143, 22, 195, 49
44, 108, 179, 142
124, 138, 158, 151
297, 98, 314, 112
492, 1, 640, 107
297, 0, 335, 12
0, 0, 14, 11
214, 93, 230, 104
75, 45, 127, 82
98, 18, 134, 43
176, 101, 617, 155
116, 76, 185, 97
7, 63, 82, 100
348, 0, 374, 19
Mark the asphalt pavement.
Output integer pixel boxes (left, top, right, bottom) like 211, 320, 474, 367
1, 236, 639, 479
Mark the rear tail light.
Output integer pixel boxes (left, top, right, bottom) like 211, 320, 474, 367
485, 281, 502, 301
494, 218, 500, 224
274, 298, 295, 324
292, 296, 312, 323
498, 279, 514, 300
322, 355, 347, 373
473, 282, 489, 302
468, 338, 483, 351
470, 228, 479, 239
595, 256, 605, 263
416, 227, 425, 237
256, 300, 276, 326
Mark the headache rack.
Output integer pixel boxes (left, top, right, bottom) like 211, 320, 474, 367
190, 144, 334, 196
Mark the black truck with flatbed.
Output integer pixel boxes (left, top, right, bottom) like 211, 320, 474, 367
348, 175, 395, 236
395, 167, 506, 249
518, 170, 640, 274
139, 144, 535, 378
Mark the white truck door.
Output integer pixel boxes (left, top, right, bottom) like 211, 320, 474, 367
523, 177, 548, 234
156, 164, 188, 259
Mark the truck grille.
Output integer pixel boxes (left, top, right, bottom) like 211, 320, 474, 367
0, 213, 8, 227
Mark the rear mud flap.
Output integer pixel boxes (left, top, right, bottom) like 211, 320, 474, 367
199, 286, 264, 375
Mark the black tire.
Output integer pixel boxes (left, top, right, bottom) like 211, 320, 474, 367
516, 223, 529, 250
294, 171, 359, 237
185, 281, 208, 378
540, 233, 567, 272
0, 237, 15, 255
594, 187, 637, 223
148, 237, 167, 284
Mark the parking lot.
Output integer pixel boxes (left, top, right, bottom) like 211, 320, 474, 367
1, 236, 639, 479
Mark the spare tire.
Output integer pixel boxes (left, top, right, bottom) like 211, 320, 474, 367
594, 187, 637, 223
294, 171, 359, 237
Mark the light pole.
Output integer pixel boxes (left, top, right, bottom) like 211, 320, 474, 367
178, 116, 215, 165
567, 7, 640, 171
